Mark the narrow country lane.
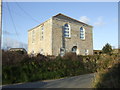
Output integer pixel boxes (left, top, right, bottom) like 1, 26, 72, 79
2, 73, 95, 88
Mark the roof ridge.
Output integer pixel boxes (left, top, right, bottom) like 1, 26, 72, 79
53, 13, 93, 27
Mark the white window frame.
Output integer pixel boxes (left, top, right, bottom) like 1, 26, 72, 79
80, 27, 85, 40
85, 49, 89, 55
40, 49, 44, 54
64, 24, 71, 38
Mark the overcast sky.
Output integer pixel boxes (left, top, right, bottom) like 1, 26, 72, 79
2, 2, 118, 50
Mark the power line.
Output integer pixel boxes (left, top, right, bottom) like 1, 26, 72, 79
6, 2, 23, 48
2, 5, 26, 18
15, 2, 40, 23
3, 3, 40, 24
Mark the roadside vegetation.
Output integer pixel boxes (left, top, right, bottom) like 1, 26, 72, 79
2, 43, 120, 88
2, 51, 98, 85
93, 58, 120, 88
93, 43, 120, 88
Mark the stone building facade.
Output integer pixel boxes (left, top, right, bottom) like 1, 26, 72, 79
28, 13, 93, 56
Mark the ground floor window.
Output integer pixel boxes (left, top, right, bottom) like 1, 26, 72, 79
71, 46, 77, 53
60, 48, 65, 57
40, 49, 44, 54
85, 49, 89, 55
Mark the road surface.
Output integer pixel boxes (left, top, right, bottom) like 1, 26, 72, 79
2, 73, 95, 88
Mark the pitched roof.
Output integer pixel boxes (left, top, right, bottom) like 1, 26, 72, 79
28, 13, 93, 32
53, 13, 93, 27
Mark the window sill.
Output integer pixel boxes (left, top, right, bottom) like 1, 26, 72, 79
81, 39, 85, 41
65, 37, 71, 39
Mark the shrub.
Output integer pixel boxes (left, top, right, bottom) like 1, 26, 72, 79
94, 61, 120, 88
63, 52, 79, 61
2, 50, 100, 85
2, 50, 29, 65
93, 54, 119, 88
102, 43, 112, 55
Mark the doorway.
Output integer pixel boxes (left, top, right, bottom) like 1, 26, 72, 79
71, 46, 77, 53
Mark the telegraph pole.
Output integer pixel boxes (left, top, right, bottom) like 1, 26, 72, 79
0, 0, 2, 86
0, 0, 2, 50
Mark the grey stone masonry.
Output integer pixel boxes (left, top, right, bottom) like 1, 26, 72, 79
28, 13, 93, 56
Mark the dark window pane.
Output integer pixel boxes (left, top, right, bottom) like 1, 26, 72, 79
64, 24, 69, 27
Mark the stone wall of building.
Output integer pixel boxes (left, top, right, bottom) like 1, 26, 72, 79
52, 17, 63, 56
28, 14, 93, 56
52, 17, 93, 56
28, 18, 52, 55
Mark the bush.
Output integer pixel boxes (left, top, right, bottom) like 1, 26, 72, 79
2, 50, 29, 65
102, 43, 112, 55
63, 52, 79, 61
93, 54, 119, 88
2, 51, 99, 85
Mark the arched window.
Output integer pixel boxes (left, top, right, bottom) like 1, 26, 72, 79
80, 27, 85, 40
64, 24, 71, 37
71, 46, 77, 53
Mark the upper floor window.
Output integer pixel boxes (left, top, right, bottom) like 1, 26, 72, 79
41, 26, 44, 31
32, 30, 35, 43
64, 23, 71, 38
40, 26, 44, 40
80, 27, 85, 40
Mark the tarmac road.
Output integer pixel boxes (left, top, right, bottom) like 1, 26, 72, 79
2, 73, 95, 88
